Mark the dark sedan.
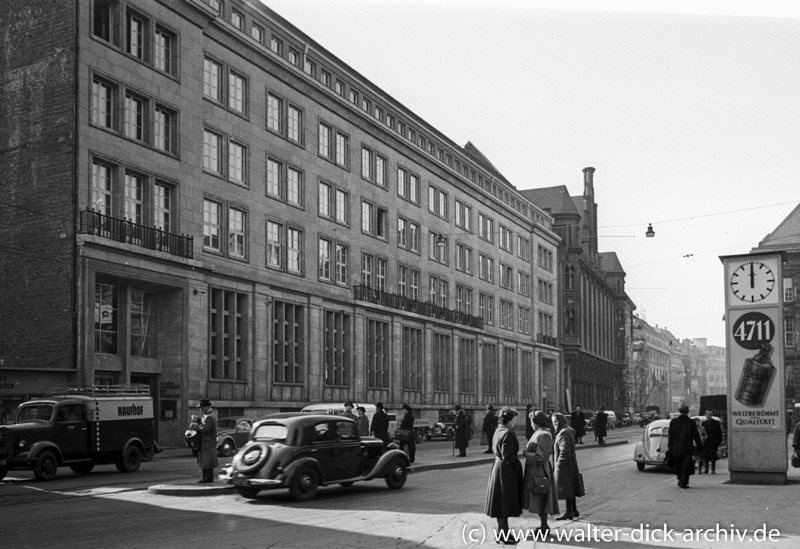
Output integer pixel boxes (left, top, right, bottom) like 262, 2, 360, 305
222, 413, 410, 501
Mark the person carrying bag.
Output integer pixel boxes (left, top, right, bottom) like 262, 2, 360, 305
523, 410, 558, 538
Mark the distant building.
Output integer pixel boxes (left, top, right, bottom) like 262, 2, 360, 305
521, 168, 633, 413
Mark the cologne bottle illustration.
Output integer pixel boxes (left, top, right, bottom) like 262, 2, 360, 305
735, 343, 776, 408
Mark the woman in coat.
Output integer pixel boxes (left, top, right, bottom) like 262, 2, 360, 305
553, 413, 583, 520
485, 407, 523, 543
523, 410, 558, 537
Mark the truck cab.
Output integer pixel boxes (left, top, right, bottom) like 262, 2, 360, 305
0, 385, 157, 481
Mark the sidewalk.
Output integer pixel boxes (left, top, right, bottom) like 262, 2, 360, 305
147, 434, 627, 496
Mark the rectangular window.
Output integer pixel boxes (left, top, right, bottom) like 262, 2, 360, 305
367, 319, 390, 389
93, 0, 114, 43
304, 58, 315, 76
228, 141, 246, 184
94, 283, 118, 354
318, 122, 331, 158
288, 105, 303, 143
456, 243, 472, 274
479, 254, 495, 283
502, 347, 517, 400
287, 227, 302, 274
499, 301, 512, 330
376, 257, 387, 292
336, 243, 348, 285
124, 172, 143, 224
479, 214, 494, 242
287, 166, 303, 206
537, 245, 554, 271
361, 201, 373, 234
228, 207, 246, 259
518, 306, 530, 334
154, 26, 176, 75
518, 272, 530, 297
499, 225, 513, 253
124, 93, 145, 141
456, 285, 473, 314
202, 129, 221, 174
429, 233, 448, 265
318, 238, 332, 281
410, 269, 420, 301
397, 217, 408, 249
785, 317, 795, 347
521, 350, 534, 401
229, 71, 247, 114
209, 289, 247, 380
361, 253, 374, 288
398, 265, 407, 297
784, 277, 794, 302
403, 326, 423, 391
428, 185, 448, 219
251, 23, 264, 43
324, 310, 351, 386
203, 57, 222, 102
127, 10, 145, 60
154, 105, 176, 153
130, 289, 157, 357
203, 199, 221, 251
91, 77, 115, 129
335, 131, 349, 167
273, 301, 305, 384
518, 235, 530, 261
230, 9, 243, 30
455, 200, 472, 231
267, 158, 282, 198
289, 50, 299, 66
500, 264, 513, 290
335, 189, 348, 224
266, 220, 282, 268
268, 94, 283, 133
270, 36, 282, 55
153, 182, 171, 232
460, 338, 477, 395
361, 147, 373, 180
538, 279, 554, 304
433, 333, 451, 393
482, 342, 498, 396
318, 181, 331, 218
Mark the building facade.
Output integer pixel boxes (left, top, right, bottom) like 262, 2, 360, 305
521, 168, 632, 414
0, 0, 561, 442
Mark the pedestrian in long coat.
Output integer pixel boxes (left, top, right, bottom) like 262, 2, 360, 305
485, 407, 523, 541
553, 413, 583, 520
668, 403, 703, 489
524, 410, 559, 537
370, 401, 390, 446
594, 407, 608, 445
701, 411, 722, 474
191, 398, 218, 483
482, 404, 498, 454
454, 405, 470, 457
524, 404, 534, 440
570, 406, 586, 444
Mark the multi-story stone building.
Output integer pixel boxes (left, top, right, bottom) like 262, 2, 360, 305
0, 0, 561, 443
521, 168, 633, 414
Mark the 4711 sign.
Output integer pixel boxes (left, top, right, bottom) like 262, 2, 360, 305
731, 312, 775, 350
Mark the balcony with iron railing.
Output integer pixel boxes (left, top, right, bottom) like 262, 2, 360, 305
353, 284, 484, 329
79, 209, 193, 259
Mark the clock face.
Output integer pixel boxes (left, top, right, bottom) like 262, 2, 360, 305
729, 261, 776, 303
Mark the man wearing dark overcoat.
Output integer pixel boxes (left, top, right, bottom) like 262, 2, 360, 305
668, 403, 704, 489
701, 411, 722, 474
370, 401, 390, 446
190, 398, 218, 483
594, 406, 608, 445
482, 404, 498, 454
571, 406, 587, 444
454, 405, 470, 457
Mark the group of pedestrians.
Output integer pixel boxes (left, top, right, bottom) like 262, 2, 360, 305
484, 406, 585, 544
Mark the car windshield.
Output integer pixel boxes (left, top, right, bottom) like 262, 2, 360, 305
16, 404, 54, 423
252, 423, 289, 442
218, 419, 237, 430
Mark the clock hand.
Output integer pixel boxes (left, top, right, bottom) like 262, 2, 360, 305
749, 263, 755, 288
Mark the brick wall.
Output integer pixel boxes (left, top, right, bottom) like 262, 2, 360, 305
0, 1, 76, 370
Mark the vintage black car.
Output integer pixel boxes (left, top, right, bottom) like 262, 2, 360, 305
223, 413, 410, 501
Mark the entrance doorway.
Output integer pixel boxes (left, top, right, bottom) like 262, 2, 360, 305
131, 374, 159, 440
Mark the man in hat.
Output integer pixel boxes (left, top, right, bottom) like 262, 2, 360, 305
371, 401, 390, 447
343, 400, 357, 422
399, 403, 416, 463
189, 398, 218, 483
668, 403, 703, 489
454, 404, 469, 457
482, 404, 498, 454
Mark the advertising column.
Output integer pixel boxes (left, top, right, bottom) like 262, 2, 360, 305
721, 252, 787, 484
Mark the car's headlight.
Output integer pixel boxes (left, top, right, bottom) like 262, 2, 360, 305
242, 447, 262, 465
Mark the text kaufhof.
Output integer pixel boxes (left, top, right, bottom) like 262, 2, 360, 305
93, 398, 154, 420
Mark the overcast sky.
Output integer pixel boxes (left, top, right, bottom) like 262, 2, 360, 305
264, 0, 800, 347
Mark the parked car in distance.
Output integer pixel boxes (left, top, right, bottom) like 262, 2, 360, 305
429, 413, 473, 441
620, 413, 633, 427
633, 418, 671, 471
223, 413, 410, 501
186, 416, 254, 457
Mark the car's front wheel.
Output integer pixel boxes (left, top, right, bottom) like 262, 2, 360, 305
385, 459, 408, 489
636, 462, 645, 471
289, 468, 319, 501
115, 446, 143, 473
34, 450, 58, 481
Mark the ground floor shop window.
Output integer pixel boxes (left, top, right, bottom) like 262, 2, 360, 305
95, 283, 119, 354
502, 346, 517, 401
130, 289, 157, 357
520, 350, 534, 401
273, 301, 304, 384
432, 333, 451, 392
403, 326, 423, 391
324, 310, 351, 386
209, 288, 247, 380
459, 338, 477, 395
366, 319, 389, 388
482, 342, 498, 397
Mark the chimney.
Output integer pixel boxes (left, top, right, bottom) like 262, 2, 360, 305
583, 166, 595, 198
